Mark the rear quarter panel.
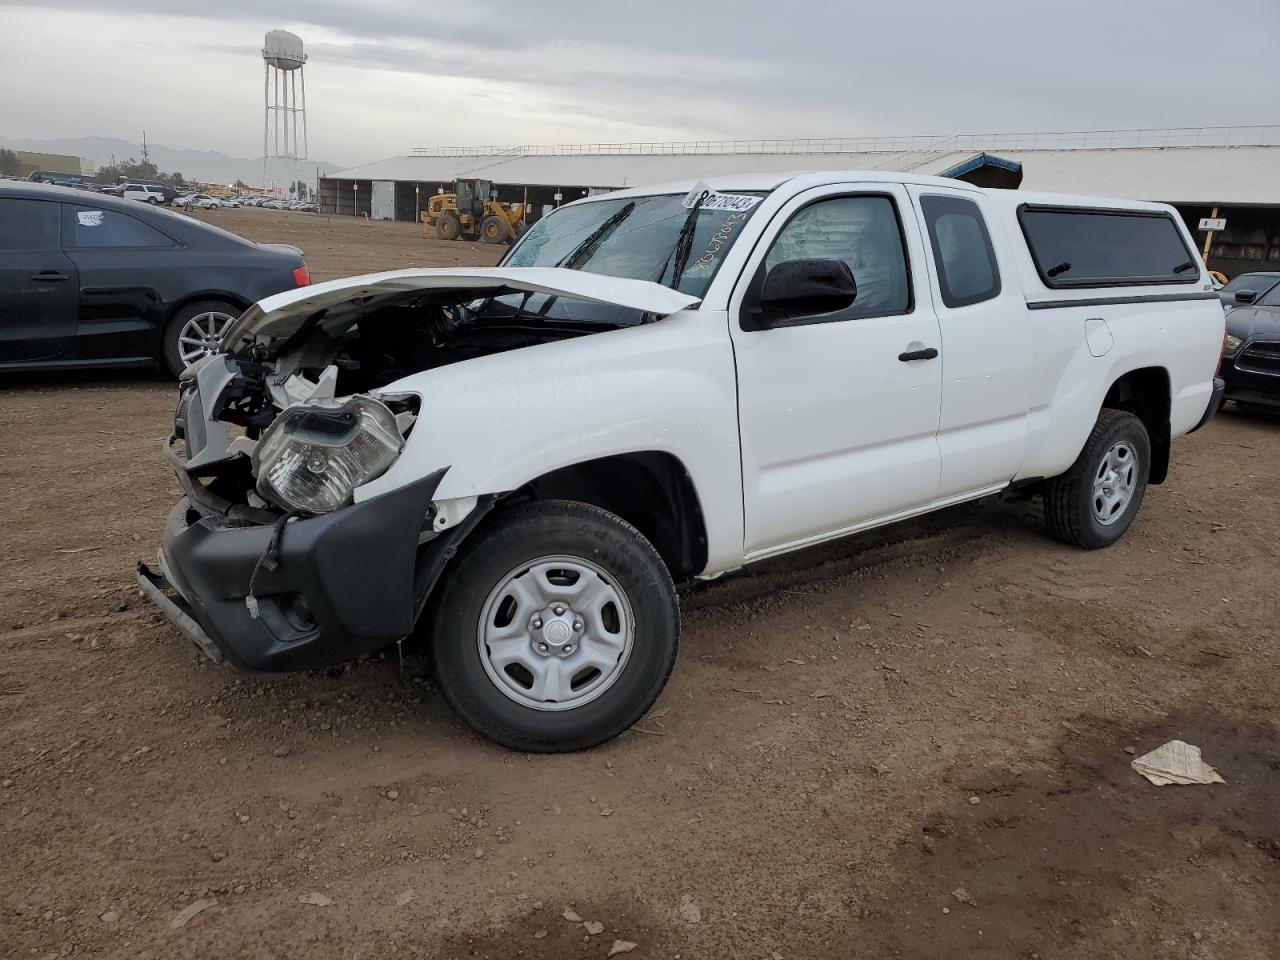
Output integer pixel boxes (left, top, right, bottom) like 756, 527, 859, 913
983, 191, 1225, 480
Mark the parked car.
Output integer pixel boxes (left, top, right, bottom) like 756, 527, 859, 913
0, 181, 310, 376
1218, 271, 1280, 311
138, 171, 1224, 752
181, 194, 223, 210
121, 183, 167, 205
1220, 280, 1280, 412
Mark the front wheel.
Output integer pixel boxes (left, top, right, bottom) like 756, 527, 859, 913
436, 212, 461, 241
1044, 408, 1150, 549
478, 214, 508, 244
427, 500, 679, 752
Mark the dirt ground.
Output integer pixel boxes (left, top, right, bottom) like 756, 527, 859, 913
1, 208, 1277, 960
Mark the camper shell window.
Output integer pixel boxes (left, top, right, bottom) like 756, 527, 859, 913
1018, 204, 1198, 289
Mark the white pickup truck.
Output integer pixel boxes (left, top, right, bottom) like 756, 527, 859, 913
139, 171, 1226, 751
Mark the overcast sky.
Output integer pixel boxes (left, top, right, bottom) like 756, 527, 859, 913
2, 0, 1276, 167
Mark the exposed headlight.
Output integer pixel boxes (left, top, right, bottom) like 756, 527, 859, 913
1222, 334, 1243, 358
254, 396, 403, 514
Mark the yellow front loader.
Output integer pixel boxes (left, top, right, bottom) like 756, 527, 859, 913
421, 178, 527, 244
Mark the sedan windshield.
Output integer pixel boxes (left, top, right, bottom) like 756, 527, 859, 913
474, 192, 764, 326
1223, 274, 1279, 295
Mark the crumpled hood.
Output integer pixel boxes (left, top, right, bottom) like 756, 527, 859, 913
222, 266, 701, 357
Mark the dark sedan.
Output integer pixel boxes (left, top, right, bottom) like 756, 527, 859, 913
1218, 271, 1280, 310
1221, 281, 1280, 412
0, 182, 310, 376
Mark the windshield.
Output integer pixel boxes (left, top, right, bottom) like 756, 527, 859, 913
476, 192, 764, 326
1223, 274, 1279, 294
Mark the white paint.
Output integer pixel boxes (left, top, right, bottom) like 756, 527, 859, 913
287, 170, 1219, 577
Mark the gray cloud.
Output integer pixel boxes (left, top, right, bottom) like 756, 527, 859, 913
4, 0, 1278, 161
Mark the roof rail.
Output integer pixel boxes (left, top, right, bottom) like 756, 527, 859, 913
410, 125, 1280, 158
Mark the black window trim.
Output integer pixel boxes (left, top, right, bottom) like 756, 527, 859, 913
59, 201, 180, 250
1017, 202, 1199, 290
739, 190, 915, 331
1026, 290, 1221, 311
919, 193, 1002, 309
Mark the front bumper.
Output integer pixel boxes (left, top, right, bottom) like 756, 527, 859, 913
1221, 345, 1280, 408
139, 470, 446, 672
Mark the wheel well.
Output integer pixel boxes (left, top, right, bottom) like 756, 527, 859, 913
164, 294, 249, 328
516, 452, 709, 579
1102, 367, 1171, 483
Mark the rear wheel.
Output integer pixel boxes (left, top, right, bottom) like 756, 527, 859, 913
436, 212, 461, 241
1044, 408, 1150, 549
428, 500, 679, 752
162, 301, 238, 377
479, 214, 508, 244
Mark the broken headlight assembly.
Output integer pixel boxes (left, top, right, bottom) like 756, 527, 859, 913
253, 396, 403, 515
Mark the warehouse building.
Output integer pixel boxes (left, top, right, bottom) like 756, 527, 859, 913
318, 126, 1280, 277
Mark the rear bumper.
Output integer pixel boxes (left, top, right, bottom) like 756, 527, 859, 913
140, 470, 446, 672
1188, 377, 1226, 433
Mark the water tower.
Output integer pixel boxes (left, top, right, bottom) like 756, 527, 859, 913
262, 30, 308, 189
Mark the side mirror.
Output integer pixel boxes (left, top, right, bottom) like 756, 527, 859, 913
1235, 290, 1259, 304
750, 259, 857, 327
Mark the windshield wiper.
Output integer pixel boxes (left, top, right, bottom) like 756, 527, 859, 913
1172, 260, 1196, 274
1046, 261, 1072, 279
557, 201, 635, 270
666, 192, 706, 291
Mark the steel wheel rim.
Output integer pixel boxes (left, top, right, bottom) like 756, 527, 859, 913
177, 311, 235, 365
1092, 440, 1138, 525
476, 554, 635, 712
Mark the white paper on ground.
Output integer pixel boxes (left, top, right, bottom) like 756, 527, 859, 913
1131, 740, 1225, 786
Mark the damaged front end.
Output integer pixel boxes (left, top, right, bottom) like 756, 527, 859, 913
138, 267, 698, 671
140, 350, 457, 671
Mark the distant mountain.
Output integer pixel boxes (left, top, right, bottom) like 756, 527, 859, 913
0, 135, 348, 187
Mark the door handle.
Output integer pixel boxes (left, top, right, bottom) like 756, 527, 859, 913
898, 347, 939, 362
31, 271, 69, 283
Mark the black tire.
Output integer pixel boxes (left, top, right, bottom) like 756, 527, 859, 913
436, 212, 461, 241
427, 500, 679, 752
479, 214, 508, 244
161, 300, 239, 378
1044, 408, 1150, 549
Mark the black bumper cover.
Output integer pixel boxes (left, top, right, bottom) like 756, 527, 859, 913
143, 469, 446, 672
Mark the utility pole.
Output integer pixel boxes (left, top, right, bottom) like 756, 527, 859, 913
141, 131, 149, 163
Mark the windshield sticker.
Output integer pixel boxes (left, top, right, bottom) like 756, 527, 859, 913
682, 182, 761, 213
691, 211, 750, 273
77, 210, 104, 227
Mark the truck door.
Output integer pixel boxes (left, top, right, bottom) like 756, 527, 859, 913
0, 197, 78, 364
728, 183, 943, 559
905, 186, 1031, 496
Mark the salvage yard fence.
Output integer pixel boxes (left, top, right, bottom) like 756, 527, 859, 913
412, 126, 1280, 158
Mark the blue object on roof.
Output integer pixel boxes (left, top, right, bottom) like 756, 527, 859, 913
938, 153, 1024, 189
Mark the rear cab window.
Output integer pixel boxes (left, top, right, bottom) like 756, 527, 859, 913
920, 195, 1001, 307
1018, 205, 1198, 288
